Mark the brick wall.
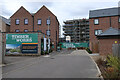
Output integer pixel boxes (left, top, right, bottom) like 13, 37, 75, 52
99, 38, 120, 55
0, 33, 2, 64
0, 20, 9, 32
89, 16, 119, 53
10, 6, 33, 32
34, 6, 59, 50
10, 6, 59, 51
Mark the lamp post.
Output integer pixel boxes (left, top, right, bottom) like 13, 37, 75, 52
47, 16, 50, 54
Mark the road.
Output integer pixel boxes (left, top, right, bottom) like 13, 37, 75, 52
2, 50, 100, 79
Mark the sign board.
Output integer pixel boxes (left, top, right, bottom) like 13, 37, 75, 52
6, 33, 38, 54
48, 39, 50, 50
44, 38, 47, 51
21, 44, 38, 53
60, 43, 89, 48
6, 33, 38, 44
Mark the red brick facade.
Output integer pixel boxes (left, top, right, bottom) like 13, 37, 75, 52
99, 38, 120, 55
10, 6, 33, 32
10, 6, 59, 50
89, 16, 119, 53
34, 6, 59, 50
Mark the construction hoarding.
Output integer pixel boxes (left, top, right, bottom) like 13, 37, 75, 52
60, 43, 89, 48
6, 33, 38, 54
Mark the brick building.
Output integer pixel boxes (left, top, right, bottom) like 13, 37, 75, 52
0, 16, 10, 32
0, 16, 10, 63
97, 27, 120, 55
89, 7, 120, 53
10, 6, 59, 50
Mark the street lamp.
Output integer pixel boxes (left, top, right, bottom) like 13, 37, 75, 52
47, 16, 50, 55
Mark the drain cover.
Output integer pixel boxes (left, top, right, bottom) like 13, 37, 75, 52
51, 58, 55, 59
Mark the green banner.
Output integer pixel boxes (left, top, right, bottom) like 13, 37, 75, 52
6, 33, 38, 44
60, 43, 89, 48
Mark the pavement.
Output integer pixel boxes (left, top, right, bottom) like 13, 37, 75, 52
2, 50, 101, 79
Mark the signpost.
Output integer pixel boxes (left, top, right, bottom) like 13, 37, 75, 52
47, 16, 50, 54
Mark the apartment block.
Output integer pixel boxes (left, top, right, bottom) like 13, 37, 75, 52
89, 7, 120, 53
10, 6, 59, 50
63, 19, 89, 43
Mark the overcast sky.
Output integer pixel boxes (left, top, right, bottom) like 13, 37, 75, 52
0, 0, 119, 37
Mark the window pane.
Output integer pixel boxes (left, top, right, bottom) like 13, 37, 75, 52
47, 19, 50, 25
119, 17, 120, 22
94, 19, 99, 24
16, 19, 19, 24
98, 30, 102, 35
24, 19, 28, 24
95, 30, 98, 35
95, 30, 102, 35
24, 29, 28, 32
15, 29, 19, 32
38, 19, 41, 25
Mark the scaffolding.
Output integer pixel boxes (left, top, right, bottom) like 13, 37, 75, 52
63, 19, 89, 43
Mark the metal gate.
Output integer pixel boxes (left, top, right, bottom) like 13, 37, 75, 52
112, 44, 120, 57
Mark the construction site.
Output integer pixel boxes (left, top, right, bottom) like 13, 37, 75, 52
63, 19, 89, 43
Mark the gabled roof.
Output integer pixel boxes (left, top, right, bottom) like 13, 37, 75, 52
34, 5, 59, 25
10, 6, 32, 18
98, 27, 120, 36
0, 16, 10, 25
34, 5, 56, 17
